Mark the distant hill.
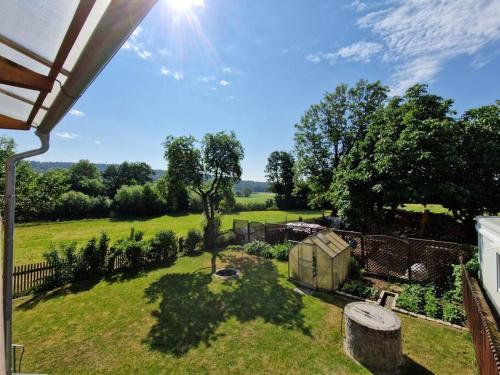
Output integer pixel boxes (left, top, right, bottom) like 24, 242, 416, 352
30, 161, 166, 179
29, 161, 269, 191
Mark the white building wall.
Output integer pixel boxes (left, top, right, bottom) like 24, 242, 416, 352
476, 217, 500, 317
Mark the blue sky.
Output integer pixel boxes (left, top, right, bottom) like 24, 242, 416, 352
5, 0, 500, 181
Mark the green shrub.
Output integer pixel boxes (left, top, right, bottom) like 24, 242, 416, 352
60, 241, 79, 282
244, 240, 272, 257
79, 233, 110, 277
450, 264, 463, 304
41, 245, 64, 289
216, 232, 236, 248
184, 229, 203, 254
349, 256, 364, 279
113, 228, 147, 269
55, 191, 92, 219
340, 280, 378, 299
89, 195, 112, 217
465, 250, 479, 277
148, 230, 177, 263
270, 243, 291, 261
424, 285, 441, 318
396, 284, 426, 313
442, 302, 465, 324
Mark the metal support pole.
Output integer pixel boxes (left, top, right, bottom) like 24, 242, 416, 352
3, 130, 49, 374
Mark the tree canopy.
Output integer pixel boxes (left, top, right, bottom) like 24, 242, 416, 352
294, 79, 388, 207
163, 131, 244, 255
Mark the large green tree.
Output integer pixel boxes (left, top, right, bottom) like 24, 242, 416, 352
294, 79, 388, 207
163, 131, 244, 268
443, 105, 500, 228
265, 151, 297, 209
103, 162, 154, 197
331, 84, 459, 231
68, 160, 104, 197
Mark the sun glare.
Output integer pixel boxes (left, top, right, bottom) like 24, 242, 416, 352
167, 0, 205, 13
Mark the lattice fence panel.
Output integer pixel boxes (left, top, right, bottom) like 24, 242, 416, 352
249, 221, 266, 242
265, 223, 287, 245
364, 235, 410, 280
408, 238, 472, 285
233, 219, 249, 244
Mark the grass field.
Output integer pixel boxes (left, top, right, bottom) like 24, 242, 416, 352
14, 210, 321, 265
13, 250, 476, 374
399, 204, 451, 215
235, 192, 275, 204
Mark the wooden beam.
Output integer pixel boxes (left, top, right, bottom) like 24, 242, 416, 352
27, 0, 96, 125
0, 114, 30, 130
0, 56, 53, 92
0, 87, 49, 111
0, 35, 70, 76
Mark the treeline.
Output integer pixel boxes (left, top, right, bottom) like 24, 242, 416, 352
0, 138, 251, 222
266, 80, 500, 234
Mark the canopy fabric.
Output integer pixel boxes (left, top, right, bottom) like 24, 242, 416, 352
0, 0, 157, 133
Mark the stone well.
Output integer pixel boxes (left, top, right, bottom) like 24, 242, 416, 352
344, 302, 402, 374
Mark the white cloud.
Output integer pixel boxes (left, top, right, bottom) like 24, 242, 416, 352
198, 75, 216, 82
326, 41, 382, 63
160, 67, 184, 80
56, 132, 80, 140
306, 42, 382, 65
121, 26, 152, 60
95, 140, 102, 145
221, 67, 233, 74
219, 80, 229, 87
306, 53, 322, 63
346, 0, 367, 12
69, 109, 84, 117
357, 0, 500, 94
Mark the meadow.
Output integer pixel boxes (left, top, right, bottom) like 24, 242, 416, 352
14, 209, 321, 265
235, 192, 275, 205
13, 250, 476, 374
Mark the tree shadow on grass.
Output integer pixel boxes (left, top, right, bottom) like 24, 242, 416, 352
143, 254, 310, 357
16, 278, 100, 311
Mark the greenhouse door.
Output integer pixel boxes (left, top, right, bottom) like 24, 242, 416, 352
297, 244, 316, 289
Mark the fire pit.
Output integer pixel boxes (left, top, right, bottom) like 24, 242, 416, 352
214, 268, 240, 279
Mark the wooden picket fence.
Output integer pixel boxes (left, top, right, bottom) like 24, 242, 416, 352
13, 253, 129, 298
461, 261, 500, 375
13, 262, 54, 297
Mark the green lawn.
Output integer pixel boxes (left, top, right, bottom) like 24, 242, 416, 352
13, 250, 476, 374
399, 204, 452, 215
14, 210, 320, 265
235, 192, 275, 204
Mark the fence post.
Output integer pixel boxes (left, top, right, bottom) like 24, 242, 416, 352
247, 221, 251, 243
407, 241, 412, 282
265, 223, 268, 243
361, 236, 366, 268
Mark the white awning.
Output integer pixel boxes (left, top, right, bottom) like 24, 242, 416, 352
0, 0, 158, 133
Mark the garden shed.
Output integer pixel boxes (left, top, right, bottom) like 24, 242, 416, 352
288, 229, 351, 291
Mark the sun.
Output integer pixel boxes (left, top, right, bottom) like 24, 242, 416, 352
167, 0, 205, 13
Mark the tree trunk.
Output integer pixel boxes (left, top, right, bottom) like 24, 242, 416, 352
202, 196, 218, 273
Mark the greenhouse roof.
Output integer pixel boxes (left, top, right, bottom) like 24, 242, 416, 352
303, 229, 350, 257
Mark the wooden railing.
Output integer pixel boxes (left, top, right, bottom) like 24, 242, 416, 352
461, 262, 500, 374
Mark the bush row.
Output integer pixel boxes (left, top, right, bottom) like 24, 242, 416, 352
49, 186, 279, 221
39, 227, 209, 292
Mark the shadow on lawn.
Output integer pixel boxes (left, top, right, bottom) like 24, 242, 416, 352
143, 254, 311, 356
